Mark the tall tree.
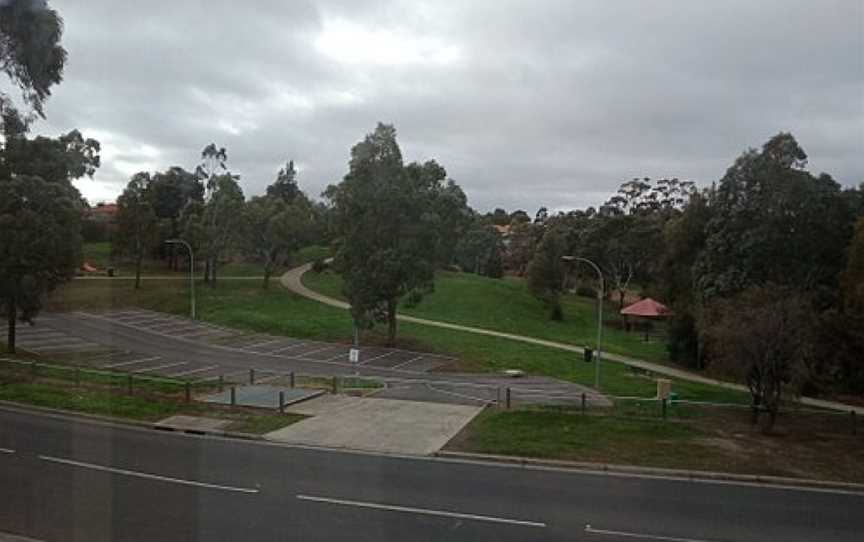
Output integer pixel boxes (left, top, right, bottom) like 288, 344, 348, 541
243, 192, 313, 289
454, 225, 504, 277
266, 160, 300, 203
0, 0, 67, 127
182, 174, 244, 286
704, 286, 813, 434
329, 123, 440, 346
0, 176, 80, 352
115, 172, 159, 289
526, 227, 568, 320
694, 133, 851, 299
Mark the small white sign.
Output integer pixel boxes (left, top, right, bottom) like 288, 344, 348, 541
349, 348, 360, 364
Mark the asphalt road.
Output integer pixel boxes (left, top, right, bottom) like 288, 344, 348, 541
1, 406, 862, 542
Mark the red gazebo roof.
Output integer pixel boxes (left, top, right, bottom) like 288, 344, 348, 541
620, 297, 672, 317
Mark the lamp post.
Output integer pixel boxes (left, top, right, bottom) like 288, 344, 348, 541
562, 255, 604, 390
166, 239, 195, 320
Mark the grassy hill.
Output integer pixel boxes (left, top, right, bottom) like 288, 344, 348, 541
303, 269, 670, 363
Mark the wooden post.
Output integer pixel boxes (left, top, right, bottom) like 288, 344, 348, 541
581, 392, 586, 415
506, 387, 511, 409
230, 386, 236, 406
185, 381, 191, 403
290, 371, 295, 388
218, 374, 224, 392
331, 376, 338, 394
662, 398, 667, 420
127, 373, 133, 395
279, 391, 285, 413
249, 368, 255, 385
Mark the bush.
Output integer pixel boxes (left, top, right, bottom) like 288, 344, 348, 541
311, 258, 328, 273
575, 285, 597, 298
667, 312, 700, 369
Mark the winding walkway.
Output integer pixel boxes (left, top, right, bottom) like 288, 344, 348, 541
281, 263, 863, 414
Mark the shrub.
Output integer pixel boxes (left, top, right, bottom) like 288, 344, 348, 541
311, 258, 328, 273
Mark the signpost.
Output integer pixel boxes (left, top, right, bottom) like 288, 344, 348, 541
349, 348, 360, 376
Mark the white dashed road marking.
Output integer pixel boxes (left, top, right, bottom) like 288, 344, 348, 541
40, 455, 260, 494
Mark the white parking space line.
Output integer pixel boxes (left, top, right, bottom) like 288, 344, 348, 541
357, 350, 398, 366
116, 317, 170, 326
269, 342, 308, 354
30, 343, 100, 352
167, 365, 219, 378
175, 328, 224, 339
296, 494, 545, 528
40, 455, 259, 494
584, 525, 716, 542
0, 448, 15, 454
298, 346, 339, 357
244, 339, 285, 350
391, 355, 425, 370
102, 356, 161, 369
132, 361, 187, 374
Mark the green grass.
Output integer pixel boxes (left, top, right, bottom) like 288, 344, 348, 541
46, 279, 747, 402
0, 380, 183, 420
304, 270, 669, 362
453, 408, 700, 464
450, 407, 864, 482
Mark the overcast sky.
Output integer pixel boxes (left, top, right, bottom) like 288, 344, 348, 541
29, 0, 864, 212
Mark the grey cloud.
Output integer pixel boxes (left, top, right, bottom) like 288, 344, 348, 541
30, 0, 864, 211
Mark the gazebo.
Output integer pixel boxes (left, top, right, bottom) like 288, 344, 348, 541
620, 298, 673, 340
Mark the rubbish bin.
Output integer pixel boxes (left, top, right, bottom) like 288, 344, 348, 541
107, 267, 115, 277
584, 347, 594, 363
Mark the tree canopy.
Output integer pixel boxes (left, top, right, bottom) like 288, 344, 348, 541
329, 123, 455, 346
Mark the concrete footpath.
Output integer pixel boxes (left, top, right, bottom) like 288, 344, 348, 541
265, 394, 482, 455
281, 263, 864, 415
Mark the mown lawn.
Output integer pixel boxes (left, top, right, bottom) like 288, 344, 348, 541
449, 407, 864, 482
305, 269, 669, 362
45, 279, 747, 402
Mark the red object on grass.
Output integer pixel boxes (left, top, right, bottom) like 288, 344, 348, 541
620, 297, 672, 317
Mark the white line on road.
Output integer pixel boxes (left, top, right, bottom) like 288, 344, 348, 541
585, 524, 717, 542
40, 455, 259, 494
102, 356, 161, 369
296, 494, 546, 528
0, 447, 15, 454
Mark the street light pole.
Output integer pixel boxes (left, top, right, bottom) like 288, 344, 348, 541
562, 255, 604, 390
166, 239, 195, 320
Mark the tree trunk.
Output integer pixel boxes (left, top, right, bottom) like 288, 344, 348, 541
760, 406, 777, 435
262, 268, 271, 290
135, 254, 142, 290
386, 299, 397, 347
618, 288, 625, 309
6, 294, 16, 354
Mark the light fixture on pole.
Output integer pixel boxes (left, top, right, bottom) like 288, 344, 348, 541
562, 255, 604, 390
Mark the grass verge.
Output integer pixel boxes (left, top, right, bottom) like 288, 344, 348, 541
0, 361, 304, 434
448, 406, 864, 483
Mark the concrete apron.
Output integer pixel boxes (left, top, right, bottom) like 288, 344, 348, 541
264, 395, 483, 456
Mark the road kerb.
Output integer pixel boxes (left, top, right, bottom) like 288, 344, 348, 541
434, 450, 864, 494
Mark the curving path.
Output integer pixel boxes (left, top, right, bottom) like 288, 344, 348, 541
281, 263, 864, 414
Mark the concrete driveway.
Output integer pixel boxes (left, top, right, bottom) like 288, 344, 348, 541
265, 395, 483, 455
